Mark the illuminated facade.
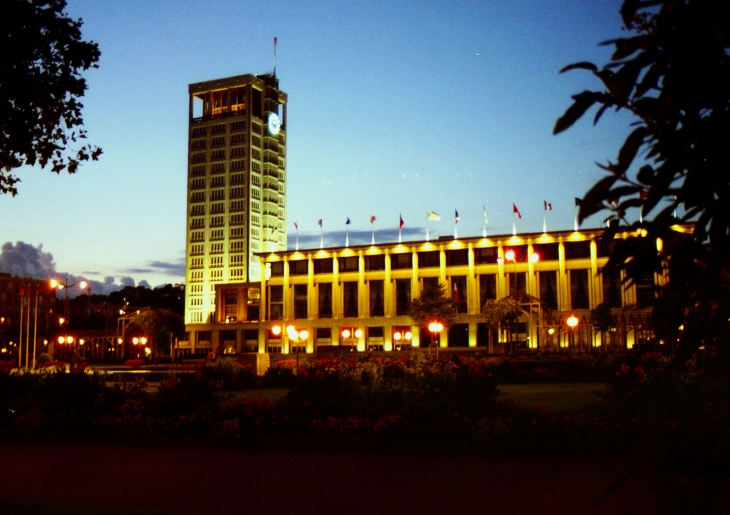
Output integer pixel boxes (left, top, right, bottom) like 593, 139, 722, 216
185, 74, 287, 326
181, 228, 666, 356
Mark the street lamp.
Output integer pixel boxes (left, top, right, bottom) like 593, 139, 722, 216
566, 314, 579, 350
427, 321, 444, 358
50, 277, 91, 326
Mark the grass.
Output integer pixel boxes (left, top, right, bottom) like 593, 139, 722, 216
499, 383, 606, 412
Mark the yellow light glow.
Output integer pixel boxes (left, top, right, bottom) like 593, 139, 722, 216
133, 337, 139, 345
80, 281, 88, 290
119, 310, 124, 315
67, 336, 74, 344
117, 338, 123, 344
404, 331, 412, 341
79, 339, 85, 345
298, 329, 309, 340
342, 329, 351, 338
140, 337, 147, 345
145, 347, 152, 356
286, 325, 298, 339
59, 317, 65, 325
548, 328, 555, 335
567, 315, 579, 328
393, 332, 402, 341
428, 322, 444, 333
57, 284, 65, 290
530, 253, 540, 263
50, 279, 58, 288
57, 336, 65, 344
505, 249, 515, 261
354, 329, 363, 338
271, 325, 282, 336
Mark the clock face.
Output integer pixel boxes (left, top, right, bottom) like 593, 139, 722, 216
267, 112, 281, 135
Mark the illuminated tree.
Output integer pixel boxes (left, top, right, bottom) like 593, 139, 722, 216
407, 283, 458, 329
0, 0, 101, 195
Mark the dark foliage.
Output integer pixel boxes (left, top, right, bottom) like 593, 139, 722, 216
406, 283, 458, 329
0, 0, 101, 195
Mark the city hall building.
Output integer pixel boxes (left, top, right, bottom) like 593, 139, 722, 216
182, 227, 666, 357
182, 72, 665, 360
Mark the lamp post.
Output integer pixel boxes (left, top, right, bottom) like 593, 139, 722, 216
566, 314, 579, 351
50, 278, 90, 326
427, 321, 443, 358
286, 325, 308, 372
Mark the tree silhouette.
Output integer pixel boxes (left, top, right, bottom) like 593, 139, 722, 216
406, 283, 458, 329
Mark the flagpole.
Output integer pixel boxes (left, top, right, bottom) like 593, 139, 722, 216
398, 214, 402, 243
426, 215, 430, 242
512, 212, 517, 236
320, 223, 324, 249
273, 37, 277, 77
296, 228, 299, 251
371, 219, 375, 245
346, 221, 349, 248
454, 210, 458, 239
482, 205, 488, 238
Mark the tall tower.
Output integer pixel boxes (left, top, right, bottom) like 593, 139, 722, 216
185, 74, 287, 325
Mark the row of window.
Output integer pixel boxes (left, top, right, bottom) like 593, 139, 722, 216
268, 269, 634, 321
191, 121, 247, 139
190, 187, 248, 203
190, 133, 247, 149
189, 174, 246, 190
189, 225, 257, 243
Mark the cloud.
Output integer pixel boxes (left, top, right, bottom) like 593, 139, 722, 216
119, 276, 135, 288
0, 241, 56, 278
122, 260, 185, 278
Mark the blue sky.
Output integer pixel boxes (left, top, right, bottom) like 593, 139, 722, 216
0, 0, 632, 289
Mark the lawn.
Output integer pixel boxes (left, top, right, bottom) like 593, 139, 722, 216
499, 383, 606, 412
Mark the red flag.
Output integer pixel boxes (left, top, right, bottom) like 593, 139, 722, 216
399, 215, 404, 229
370, 215, 377, 224
293, 222, 298, 230
453, 282, 459, 302
317, 219, 322, 228
512, 203, 522, 219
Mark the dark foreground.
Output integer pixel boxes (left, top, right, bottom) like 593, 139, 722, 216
0, 442, 660, 515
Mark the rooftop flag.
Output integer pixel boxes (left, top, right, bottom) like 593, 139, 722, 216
427, 210, 441, 221
293, 222, 298, 230
370, 215, 377, 224
317, 219, 323, 227
574, 197, 582, 207
346, 217, 351, 225
544, 201, 552, 211
455, 210, 460, 223
399, 215, 404, 229
512, 203, 522, 219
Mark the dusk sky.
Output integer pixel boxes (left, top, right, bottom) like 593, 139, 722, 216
0, 0, 633, 290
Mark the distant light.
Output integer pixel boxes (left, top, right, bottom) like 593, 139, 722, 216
530, 253, 539, 263
57, 336, 65, 344
298, 330, 308, 340
548, 328, 555, 335
505, 249, 516, 261
140, 337, 148, 345
393, 332, 402, 341
404, 331, 412, 341
342, 329, 351, 339
133, 337, 139, 345
271, 325, 282, 336
67, 336, 74, 344
567, 315, 579, 328
354, 329, 363, 339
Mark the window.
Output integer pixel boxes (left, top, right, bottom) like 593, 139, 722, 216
446, 249, 468, 266
231, 173, 245, 185
212, 123, 226, 134
210, 243, 223, 254
565, 241, 591, 259
230, 254, 245, 266
269, 285, 283, 320
533, 243, 559, 261
190, 191, 205, 203
251, 175, 261, 186
230, 200, 245, 212
210, 189, 225, 201
289, 260, 308, 276
192, 126, 206, 137
211, 149, 226, 161
318, 283, 332, 318
251, 189, 260, 200
190, 178, 205, 190
316, 328, 332, 343
369, 280, 384, 317
252, 122, 262, 134
230, 227, 245, 239
190, 204, 205, 216
230, 214, 245, 225
230, 241, 244, 253
474, 247, 499, 264
189, 244, 204, 256
231, 133, 245, 144
479, 274, 496, 307
231, 121, 246, 132
191, 152, 206, 163
570, 269, 590, 309
230, 268, 244, 279
635, 272, 655, 308
190, 257, 203, 269
270, 262, 284, 277
339, 256, 358, 272
391, 253, 412, 270
395, 279, 411, 316
211, 176, 225, 187
365, 254, 385, 271
313, 258, 333, 274
423, 277, 439, 289
211, 162, 225, 174
210, 216, 224, 227
507, 272, 526, 294
211, 136, 226, 148
190, 165, 205, 177
343, 282, 358, 318
418, 251, 440, 268
192, 139, 206, 150
451, 276, 467, 313
210, 202, 225, 214
210, 229, 224, 241
231, 187, 245, 199
539, 271, 558, 310
602, 269, 622, 308
190, 271, 203, 282
231, 147, 245, 157
503, 246, 527, 262
190, 217, 205, 229
190, 231, 204, 242
231, 160, 246, 172
251, 148, 261, 160
210, 256, 223, 267
224, 289, 237, 320
293, 284, 308, 319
